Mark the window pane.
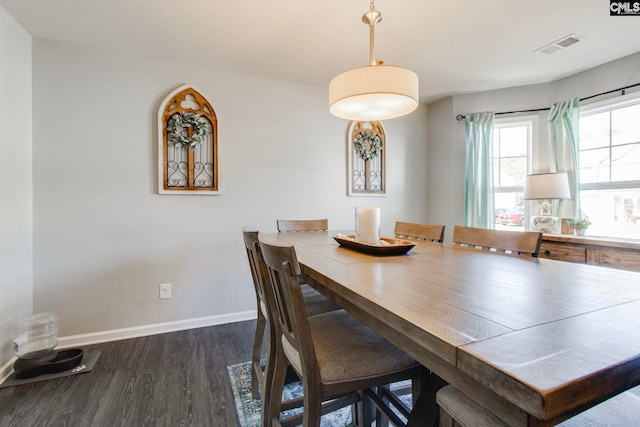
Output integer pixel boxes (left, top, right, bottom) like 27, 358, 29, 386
493, 130, 500, 154
579, 148, 610, 183
493, 120, 531, 232
612, 104, 640, 146
494, 192, 525, 231
611, 143, 640, 181
499, 157, 526, 186
580, 188, 640, 239
579, 112, 610, 150
498, 127, 527, 156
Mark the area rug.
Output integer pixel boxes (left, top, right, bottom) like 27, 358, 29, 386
227, 360, 411, 427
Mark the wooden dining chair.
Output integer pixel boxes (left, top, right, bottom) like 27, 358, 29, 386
259, 235, 425, 427
242, 228, 339, 423
437, 384, 640, 427
452, 225, 542, 257
394, 221, 445, 243
277, 218, 329, 232
273, 219, 340, 318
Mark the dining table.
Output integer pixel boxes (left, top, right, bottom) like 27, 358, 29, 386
261, 231, 640, 426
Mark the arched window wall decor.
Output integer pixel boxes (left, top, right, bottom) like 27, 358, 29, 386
157, 84, 219, 195
347, 120, 386, 196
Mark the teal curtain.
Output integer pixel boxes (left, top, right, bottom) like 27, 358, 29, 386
464, 112, 495, 228
548, 98, 580, 219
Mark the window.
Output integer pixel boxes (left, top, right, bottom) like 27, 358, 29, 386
492, 117, 533, 230
579, 95, 640, 238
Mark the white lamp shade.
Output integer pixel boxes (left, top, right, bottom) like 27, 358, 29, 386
329, 65, 419, 121
524, 172, 571, 200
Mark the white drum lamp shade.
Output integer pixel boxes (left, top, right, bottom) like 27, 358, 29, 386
524, 172, 571, 200
329, 65, 419, 121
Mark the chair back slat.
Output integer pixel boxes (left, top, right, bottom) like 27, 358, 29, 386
452, 225, 542, 257
394, 221, 445, 243
277, 219, 329, 232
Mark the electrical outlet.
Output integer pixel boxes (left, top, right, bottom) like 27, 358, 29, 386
159, 283, 172, 299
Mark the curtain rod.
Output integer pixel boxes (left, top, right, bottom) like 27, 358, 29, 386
455, 82, 640, 121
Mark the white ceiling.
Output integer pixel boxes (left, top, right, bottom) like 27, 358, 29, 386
3, 0, 640, 102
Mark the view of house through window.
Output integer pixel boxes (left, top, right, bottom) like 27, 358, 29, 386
579, 95, 640, 239
492, 118, 532, 231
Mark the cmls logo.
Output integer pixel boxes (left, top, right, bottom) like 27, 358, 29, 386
610, 1, 640, 15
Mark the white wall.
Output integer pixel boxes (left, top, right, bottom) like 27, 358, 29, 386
426, 97, 462, 243
428, 52, 640, 243
0, 6, 33, 370
31, 39, 429, 338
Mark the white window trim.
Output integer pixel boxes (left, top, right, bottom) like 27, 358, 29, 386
492, 115, 537, 230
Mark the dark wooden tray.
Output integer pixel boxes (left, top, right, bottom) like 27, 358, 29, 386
333, 234, 416, 256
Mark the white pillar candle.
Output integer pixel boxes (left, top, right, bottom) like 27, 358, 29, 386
355, 207, 380, 244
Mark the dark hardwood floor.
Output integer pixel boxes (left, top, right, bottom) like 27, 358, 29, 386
0, 320, 257, 427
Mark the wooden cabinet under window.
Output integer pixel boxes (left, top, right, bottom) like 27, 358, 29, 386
540, 234, 640, 272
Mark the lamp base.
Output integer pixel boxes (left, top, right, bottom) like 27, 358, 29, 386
531, 215, 561, 234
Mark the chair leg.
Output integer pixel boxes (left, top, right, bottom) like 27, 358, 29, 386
302, 379, 323, 427
267, 346, 288, 427
375, 386, 390, 427
350, 403, 358, 426
261, 320, 280, 425
251, 311, 266, 399
357, 389, 376, 427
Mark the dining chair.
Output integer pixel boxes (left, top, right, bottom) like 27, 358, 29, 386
394, 221, 445, 243
274, 219, 340, 319
258, 235, 425, 427
436, 384, 640, 427
452, 225, 542, 257
277, 218, 329, 232
242, 229, 339, 417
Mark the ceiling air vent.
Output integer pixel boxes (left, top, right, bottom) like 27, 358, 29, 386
534, 33, 584, 55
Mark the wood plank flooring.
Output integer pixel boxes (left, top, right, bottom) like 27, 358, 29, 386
0, 320, 257, 427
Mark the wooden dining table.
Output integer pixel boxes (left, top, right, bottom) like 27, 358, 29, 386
261, 231, 640, 426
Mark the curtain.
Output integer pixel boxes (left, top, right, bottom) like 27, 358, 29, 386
548, 98, 580, 219
464, 112, 495, 228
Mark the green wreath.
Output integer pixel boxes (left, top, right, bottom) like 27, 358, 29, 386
167, 112, 211, 149
354, 131, 382, 161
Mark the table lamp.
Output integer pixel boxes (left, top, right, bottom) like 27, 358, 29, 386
524, 172, 571, 234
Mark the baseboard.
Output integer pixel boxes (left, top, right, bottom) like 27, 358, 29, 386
1, 358, 16, 385
57, 310, 257, 349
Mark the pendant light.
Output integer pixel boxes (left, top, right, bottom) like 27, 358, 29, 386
329, 0, 419, 121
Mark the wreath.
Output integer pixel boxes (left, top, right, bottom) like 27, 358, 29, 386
167, 112, 211, 149
354, 131, 382, 161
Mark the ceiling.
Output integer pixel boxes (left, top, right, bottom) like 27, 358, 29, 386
3, 0, 640, 103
